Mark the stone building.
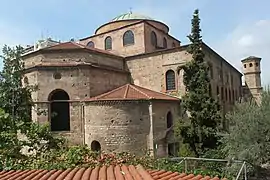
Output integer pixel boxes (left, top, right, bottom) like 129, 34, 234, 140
21, 12, 262, 157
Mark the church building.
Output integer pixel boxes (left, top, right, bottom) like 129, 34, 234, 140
21, 12, 263, 157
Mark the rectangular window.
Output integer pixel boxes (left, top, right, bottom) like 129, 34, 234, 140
221, 87, 224, 100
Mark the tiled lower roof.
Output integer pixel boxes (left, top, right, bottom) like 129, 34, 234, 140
0, 165, 227, 180
87, 84, 180, 101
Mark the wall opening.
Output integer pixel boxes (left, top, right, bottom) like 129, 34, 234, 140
48, 89, 70, 131
91, 140, 101, 152
166, 111, 173, 128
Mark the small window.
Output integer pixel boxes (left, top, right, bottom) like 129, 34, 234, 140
229, 90, 231, 102
255, 62, 259, 67
91, 140, 101, 152
53, 72, 62, 80
123, 30, 135, 46
244, 64, 247, 68
87, 41, 95, 48
166, 112, 173, 128
105, 36, 112, 50
172, 42, 176, 47
221, 87, 224, 100
249, 63, 253, 67
209, 84, 212, 96
165, 70, 176, 91
208, 63, 213, 79
216, 86, 219, 95
225, 88, 228, 101
151, 31, 157, 47
163, 38, 167, 48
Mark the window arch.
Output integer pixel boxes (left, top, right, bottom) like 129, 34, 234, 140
163, 38, 167, 48
104, 36, 112, 50
151, 31, 157, 47
123, 30, 134, 46
87, 41, 95, 48
48, 89, 70, 131
166, 111, 173, 128
165, 70, 176, 91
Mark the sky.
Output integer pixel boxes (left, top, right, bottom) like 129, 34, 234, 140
0, 0, 269, 85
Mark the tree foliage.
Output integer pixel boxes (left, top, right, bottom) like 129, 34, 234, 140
178, 9, 221, 157
223, 90, 270, 170
0, 45, 64, 168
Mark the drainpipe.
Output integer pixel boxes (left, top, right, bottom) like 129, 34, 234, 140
148, 101, 154, 157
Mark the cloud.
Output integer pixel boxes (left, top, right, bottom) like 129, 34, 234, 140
214, 20, 270, 86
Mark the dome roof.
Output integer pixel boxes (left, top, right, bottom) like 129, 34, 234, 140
110, 12, 154, 22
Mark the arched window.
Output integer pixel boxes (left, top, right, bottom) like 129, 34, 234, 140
172, 42, 176, 47
165, 70, 176, 91
123, 30, 134, 46
48, 89, 70, 131
208, 63, 213, 79
166, 111, 173, 128
87, 41, 95, 48
151, 31, 157, 47
91, 140, 101, 152
104, 36, 112, 50
163, 38, 167, 48
209, 84, 212, 97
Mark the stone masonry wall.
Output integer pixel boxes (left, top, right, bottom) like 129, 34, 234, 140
81, 23, 146, 57
144, 23, 180, 53
126, 47, 242, 115
126, 49, 191, 93
23, 52, 125, 70
84, 101, 151, 155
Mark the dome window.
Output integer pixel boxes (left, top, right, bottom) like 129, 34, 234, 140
105, 36, 112, 50
87, 41, 95, 48
123, 30, 135, 46
151, 31, 157, 47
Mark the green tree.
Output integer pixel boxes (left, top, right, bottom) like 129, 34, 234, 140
0, 45, 33, 123
178, 9, 221, 157
223, 90, 270, 175
0, 45, 64, 169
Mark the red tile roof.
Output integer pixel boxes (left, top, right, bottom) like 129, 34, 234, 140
0, 165, 227, 180
88, 84, 180, 101
24, 42, 123, 59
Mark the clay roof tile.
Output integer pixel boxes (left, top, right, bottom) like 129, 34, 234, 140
0, 165, 227, 180
87, 84, 180, 101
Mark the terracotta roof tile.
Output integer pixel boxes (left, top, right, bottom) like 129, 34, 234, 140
0, 165, 228, 180
87, 84, 180, 101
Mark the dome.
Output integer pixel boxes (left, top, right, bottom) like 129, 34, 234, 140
110, 12, 154, 22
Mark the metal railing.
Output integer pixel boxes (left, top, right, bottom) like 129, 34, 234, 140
168, 157, 247, 180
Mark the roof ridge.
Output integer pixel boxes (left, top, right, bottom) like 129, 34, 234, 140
129, 84, 151, 99
132, 84, 179, 100
123, 84, 129, 98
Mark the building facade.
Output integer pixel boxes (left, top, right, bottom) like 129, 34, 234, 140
22, 12, 262, 157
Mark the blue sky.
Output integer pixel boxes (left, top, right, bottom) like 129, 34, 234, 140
0, 0, 269, 85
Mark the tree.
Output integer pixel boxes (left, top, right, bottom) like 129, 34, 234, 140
0, 45, 64, 169
178, 9, 221, 157
0, 45, 33, 123
223, 90, 270, 175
